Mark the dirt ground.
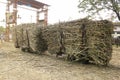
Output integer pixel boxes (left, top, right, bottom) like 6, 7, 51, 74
0, 42, 120, 80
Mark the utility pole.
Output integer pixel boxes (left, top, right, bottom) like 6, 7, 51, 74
5, 0, 10, 41
5, 0, 18, 42
13, 0, 17, 26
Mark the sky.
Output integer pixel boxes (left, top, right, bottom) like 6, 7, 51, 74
0, 0, 86, 27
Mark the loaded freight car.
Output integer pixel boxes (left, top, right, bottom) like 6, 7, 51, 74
13, 18, 113, 66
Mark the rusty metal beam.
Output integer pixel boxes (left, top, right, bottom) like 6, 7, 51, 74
13, 0, 17, 25
44, 9, 48, 26
5, 0, 10, 41
9, 0, 49, 9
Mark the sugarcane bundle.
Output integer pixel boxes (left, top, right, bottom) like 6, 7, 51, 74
85, 20, 113, 65
36, 24, 63, 54
12, 26, 22, 48
60, 21, 85, 61
33, 26, 48, 53
13, 23, 37, 52
65, 19, 113, 65
36, 22, 82, 56
12, 18, 113, 65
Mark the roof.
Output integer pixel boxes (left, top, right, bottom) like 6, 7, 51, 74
10, 0, 49, 9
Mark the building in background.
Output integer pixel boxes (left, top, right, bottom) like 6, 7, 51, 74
113, 22, 120, 38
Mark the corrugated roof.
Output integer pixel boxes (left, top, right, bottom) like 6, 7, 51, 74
10, 0, 49, 9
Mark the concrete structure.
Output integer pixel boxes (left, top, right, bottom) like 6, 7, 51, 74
113, 22, 120, 38
5, 0, 49, 41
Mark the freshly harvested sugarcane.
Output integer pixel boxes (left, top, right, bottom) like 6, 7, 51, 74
13, 18, 113, 65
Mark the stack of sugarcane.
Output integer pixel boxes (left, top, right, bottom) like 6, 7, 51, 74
35, 22, 82, 56
62, 19, 113, 65
34, 24, 65, 55
41, 25, 61, 54
13, 23, 37, 52
60, 20, 85, 61
85, 20, 113, 65
13, 18, 113, 65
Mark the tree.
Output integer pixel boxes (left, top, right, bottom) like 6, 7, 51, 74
78, 0, 120, 21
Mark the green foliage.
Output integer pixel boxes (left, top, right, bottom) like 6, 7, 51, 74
78, 0, 120, 20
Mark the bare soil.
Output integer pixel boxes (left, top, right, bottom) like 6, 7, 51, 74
0, 42, 120, 80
